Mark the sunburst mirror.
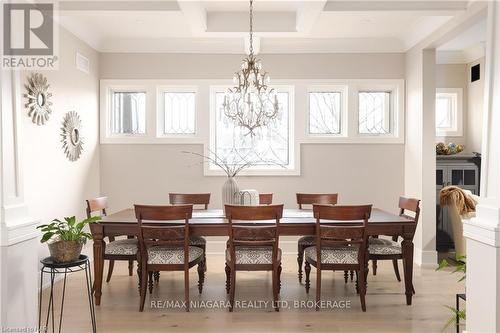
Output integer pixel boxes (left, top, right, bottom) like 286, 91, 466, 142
61, 111, 83, 162
24, 73, 53, 125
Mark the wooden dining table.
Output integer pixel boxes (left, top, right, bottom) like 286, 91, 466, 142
90, 208, 417, 307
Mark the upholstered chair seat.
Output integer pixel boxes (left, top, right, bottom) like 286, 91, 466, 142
226, 246, 282, 265
189, 236, 206, 246
304, 246, 359, 265
105, 238, 138, 256
368, 238, 402, 255
298, 235, 316, 246
147, 246, 204, 265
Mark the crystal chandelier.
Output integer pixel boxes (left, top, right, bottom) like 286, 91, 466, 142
222, 0, 279, 135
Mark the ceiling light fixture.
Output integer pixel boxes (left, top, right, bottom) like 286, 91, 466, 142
222, 0, 280, 135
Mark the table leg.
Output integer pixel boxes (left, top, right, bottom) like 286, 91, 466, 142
91, 224, 104, 306
402, 237, 414, 305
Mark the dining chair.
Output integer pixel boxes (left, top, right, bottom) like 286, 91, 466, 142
224, 204, 284, 312
296, 193, 339, 283
135, 204, 205, 312
86, 197, 137, 283
304, 204, 372, 312
369, 197, 420, 291
168, 193, 209, 272
259, 193, 273, 205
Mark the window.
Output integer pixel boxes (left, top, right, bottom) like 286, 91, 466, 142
163, 91, 196, 135
358, 91, 391, 134
436, 88, 463, 137
309, 91, 342, 134
110, 91, 146, 135
210, 87, 295, 174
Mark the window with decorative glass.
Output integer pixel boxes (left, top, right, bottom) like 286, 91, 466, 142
358, 91, 392, 135
110, 91, 146, 135
162, 91, 196, 135
210, 87, 294, 173
308, 91, 342, 135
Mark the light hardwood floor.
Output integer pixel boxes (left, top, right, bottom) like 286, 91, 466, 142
41, 254, 463, 333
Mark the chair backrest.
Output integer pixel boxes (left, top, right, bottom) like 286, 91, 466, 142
259, 193, 273, 205
134, 205, 193, 265
312, 204, 372, 267
169, 193, 211, 210
86, 196, 108, 218
296, 193, 338, 209
225, 205, 284, 263
399, 196, 421, 225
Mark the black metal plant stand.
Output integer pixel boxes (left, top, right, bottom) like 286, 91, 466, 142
38, 255, 97, 333
456, 293, 466, 333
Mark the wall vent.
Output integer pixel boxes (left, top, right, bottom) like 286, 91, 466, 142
76, 52, 90, 74
471, 64, 480, 82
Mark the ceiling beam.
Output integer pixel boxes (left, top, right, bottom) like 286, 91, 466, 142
296, 0, 327, 34
177, 1, 207, 35
59, 1, 180, 11
324, 1, 468, 12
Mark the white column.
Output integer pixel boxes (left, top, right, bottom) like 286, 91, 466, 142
0, 70, 39, 330
463, 1, 500, 332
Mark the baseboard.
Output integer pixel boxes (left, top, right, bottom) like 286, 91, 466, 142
414, 248, 438, 266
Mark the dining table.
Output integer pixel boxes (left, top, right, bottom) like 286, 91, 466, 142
90, 208, 417, 307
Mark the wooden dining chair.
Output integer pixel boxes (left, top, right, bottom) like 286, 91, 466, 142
296, 193, 339, 283
304, 204, 372, 312
369, 197, 420, 289
135, 204, 205, 312
259, 193, 273, 205
86, 197, 137, 283
168, 193, 209, 272
224, 204, 284, 312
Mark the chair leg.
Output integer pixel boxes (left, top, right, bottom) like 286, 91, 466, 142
304, 261, 311, 294
392, 259, 402, 282
372, 260, 378, 276
184, 268, 190, 313
355, 271, 359, 294
128, 260, 134, 276
106, 260, 115, 283
202, 245, 207, 272
412, 284, 416, 295
225, 263, 231, 294
344, 271, 348, 283
278, 264, 282, 294
297, 244, 305, 283
139, 266, 148, 312
148, 272, 154, 294
197, 262, 205, 294
154, 271, 160, 283
316, 267, 321, 311
350, 270, 354, 281
272, 266, 279, 312
229, 266, 236, 312
359, 268, 367, 312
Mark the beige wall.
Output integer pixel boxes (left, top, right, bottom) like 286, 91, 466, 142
467, 57, 485, 153
99, 53, 406, 213
21, 27, 100, 255
435, 63, 468, 147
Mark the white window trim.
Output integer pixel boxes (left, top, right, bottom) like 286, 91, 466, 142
156, 85, 198, 138
306, 85, 348, 138
435, 88, 463, 137
207, 85, 299, 176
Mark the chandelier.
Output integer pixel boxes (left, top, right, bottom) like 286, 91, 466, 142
222, 0, 280, 135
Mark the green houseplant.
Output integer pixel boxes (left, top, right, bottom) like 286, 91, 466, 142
436, 255, 466, 330
37, 216, 100, 263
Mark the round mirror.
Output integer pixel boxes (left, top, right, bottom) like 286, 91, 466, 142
70, 128, 80, 145
36, 92, 46, 107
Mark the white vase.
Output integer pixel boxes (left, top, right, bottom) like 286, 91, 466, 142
222, 177, 240, 207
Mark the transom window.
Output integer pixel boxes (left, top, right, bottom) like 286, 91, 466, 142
358, 91, 391, 135
435, 88, 462, 137
210, 87, 294, 173
163, 91, 196, 135
110, 91, 146, 135
309, 91, 342, 134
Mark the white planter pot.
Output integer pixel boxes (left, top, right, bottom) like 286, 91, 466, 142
222, 177, 240, 206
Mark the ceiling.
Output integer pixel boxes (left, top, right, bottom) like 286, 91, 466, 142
56, 0, 472, 54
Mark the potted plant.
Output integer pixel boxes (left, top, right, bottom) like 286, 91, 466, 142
37, 216, 100, 263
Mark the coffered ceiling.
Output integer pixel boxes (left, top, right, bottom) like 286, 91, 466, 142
56, 0, 471, 53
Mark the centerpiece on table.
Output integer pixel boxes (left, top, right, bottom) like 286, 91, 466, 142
37, 216, 100, 263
